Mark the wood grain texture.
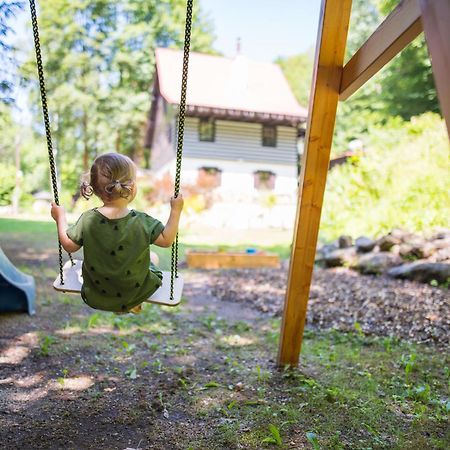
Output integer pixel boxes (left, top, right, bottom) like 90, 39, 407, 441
420, 0, 450, 139
277, 0, 352, 367
186, 251, 280, 269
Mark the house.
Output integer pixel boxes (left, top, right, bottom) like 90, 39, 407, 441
145, 48, 307, 198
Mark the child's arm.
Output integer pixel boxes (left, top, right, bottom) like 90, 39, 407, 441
50, 203, 82, 253
153, 195, 184, 248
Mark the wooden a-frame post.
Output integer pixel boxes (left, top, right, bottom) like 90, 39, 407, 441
278, 0, 450, 367
277, 0, 352, 366
419, 0, 450, 139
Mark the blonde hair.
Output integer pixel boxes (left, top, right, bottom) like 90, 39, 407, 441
81, 153, 137, 201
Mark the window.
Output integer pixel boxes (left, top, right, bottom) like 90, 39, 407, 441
198, 117, 215, 142
262, 124, 277, 147
197, 166, 222, 189
254, 170, 276, 190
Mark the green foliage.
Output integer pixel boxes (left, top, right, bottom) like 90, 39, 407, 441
38, 334, 56, 356
276, 50, 313, 108
20, 0, 215, 198
280, 0, 441, 157
346, 0, 381, 60
321, 113, 450, 240
0, 1, 24, 103
0, 102, 18, 162
306, 431, 321, 450
378, 35, 439, 120
334, 0, 439, 153
403, 353, 417, 385
261, 424, 282, 446
0, 162, 16, 205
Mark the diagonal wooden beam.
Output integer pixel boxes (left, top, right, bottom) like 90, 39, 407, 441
277, 0, 352, 367
340, 0, 422, 101
420, 0, 450, 139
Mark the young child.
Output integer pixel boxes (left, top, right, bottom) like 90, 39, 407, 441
50, 152, 183, 314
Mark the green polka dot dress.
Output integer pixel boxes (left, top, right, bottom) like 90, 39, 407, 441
67, 208, 164, 312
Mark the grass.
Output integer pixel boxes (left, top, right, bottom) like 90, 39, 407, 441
60, 309, 448, 448
1, 217, 449, 449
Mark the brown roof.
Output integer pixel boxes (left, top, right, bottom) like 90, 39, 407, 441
155, 48, 307, 122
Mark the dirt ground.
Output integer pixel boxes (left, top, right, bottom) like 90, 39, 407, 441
208, 262, 450, 345
0, 239, 449, 449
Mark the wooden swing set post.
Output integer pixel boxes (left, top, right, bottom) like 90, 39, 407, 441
278, 0, 450, 367
277, 0, 352, 367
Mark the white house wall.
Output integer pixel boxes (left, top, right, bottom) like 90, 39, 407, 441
154, 117, 299, 194
183, 117, 298, 165
183, 157, 298, 196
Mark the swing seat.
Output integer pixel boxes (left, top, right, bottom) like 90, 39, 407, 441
53, 260, 183, 307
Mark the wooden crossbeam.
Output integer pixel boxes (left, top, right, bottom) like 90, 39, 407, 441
277, 0, 352, 367
340, 0, 422, 101
420, 0, 450, 139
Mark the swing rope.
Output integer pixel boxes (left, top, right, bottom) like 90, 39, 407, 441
29, 0, 74, 285
170, 0, 193, 300
29, 0, 193, 299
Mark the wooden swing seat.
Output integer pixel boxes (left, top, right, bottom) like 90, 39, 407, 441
53, 260, 183, 307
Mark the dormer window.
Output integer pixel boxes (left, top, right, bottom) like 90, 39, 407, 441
262, 124, 277, 147
198, 117, 215, 142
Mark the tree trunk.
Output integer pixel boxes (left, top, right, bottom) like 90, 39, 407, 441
83, 111, 89, 173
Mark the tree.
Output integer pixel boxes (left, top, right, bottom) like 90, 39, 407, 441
0, 1, 23, 103
376, 0, 439, 119
23, 0, 215, 194
276, 50, 314, 108
279, 0, 440, 154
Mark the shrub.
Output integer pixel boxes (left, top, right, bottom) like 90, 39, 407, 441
320, 113, 449, 240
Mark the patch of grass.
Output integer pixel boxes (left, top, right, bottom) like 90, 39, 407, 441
0, 218, 55, 235
38, 334, 57, 356
2, 229, 449, 450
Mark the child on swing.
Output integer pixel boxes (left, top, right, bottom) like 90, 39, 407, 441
50, 152, 183, 314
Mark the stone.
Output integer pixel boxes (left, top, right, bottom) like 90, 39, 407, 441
324, 248, 358, 268
430, 228, 450, 240
357, 252, 403, 275
431, 237, 450, 250
355, 236, 376, 253
338, 235, 353, 249
433, 247, 450, 262
390, 244, 401, 255
387, 261, 450, 284
377, 235, 401, 252
390, 228, 417, 242
399, 239, 435, 260
315, 243, 339, 263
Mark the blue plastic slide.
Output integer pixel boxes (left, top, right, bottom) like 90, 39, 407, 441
0, 246, 36, 315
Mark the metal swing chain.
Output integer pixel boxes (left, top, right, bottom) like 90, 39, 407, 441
29, 0, 74, 285
170, 0, 193, 300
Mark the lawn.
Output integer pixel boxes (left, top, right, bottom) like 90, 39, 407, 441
0, 218, 448, 449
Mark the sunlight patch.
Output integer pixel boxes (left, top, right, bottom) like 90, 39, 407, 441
220, 334, 255, 346
55, 326, 82, 337
11, 387, 48, 402
168, 355, 196, 365
87, 326, 115, 335
0, 346, 30, 365
15, 374, 44, 388
0, 332, 38, 365
52, 376, 94, 391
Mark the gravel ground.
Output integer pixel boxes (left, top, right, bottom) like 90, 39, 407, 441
208, 263, 450, 345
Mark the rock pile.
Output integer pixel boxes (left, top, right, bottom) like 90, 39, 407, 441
317, 228, 450, 285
